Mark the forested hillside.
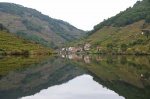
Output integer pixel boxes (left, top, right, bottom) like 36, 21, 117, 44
88, 0, 150, 36
70, 0, 150, 55
0, 3, 85, 49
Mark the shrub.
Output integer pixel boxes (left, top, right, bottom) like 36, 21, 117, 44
135, 48, 141, 55
11, 49, 21, 55
121, 43, 127, 52
21, 49, 30, 55
127, 48, 134, 54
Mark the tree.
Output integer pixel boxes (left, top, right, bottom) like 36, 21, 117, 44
146, 15, 150, 23
121, 44, 127, 52
0, 23, 9, 32
107, 43, 113, 49
144, 31, 150, 38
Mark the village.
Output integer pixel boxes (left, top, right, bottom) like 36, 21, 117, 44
60, 43, 105, 54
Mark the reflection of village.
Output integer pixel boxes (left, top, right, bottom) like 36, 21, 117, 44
60, 54, 103, 64
60, 43, 105, 54
61, 54, 90, 64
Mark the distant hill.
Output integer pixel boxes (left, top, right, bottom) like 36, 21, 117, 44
0, 24, 54, 55
71, 0, 150, 55
0, 3, 85, 49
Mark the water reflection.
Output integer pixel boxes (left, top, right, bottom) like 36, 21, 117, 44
0, 54, 150, 99
60, 54, 150, 99
0, 56, 84, 99
65, 54, 150, 83
21, 75, 124, 99
61, 54, 91, 64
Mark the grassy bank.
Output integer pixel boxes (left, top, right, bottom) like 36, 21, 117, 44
0, 31, 55, 55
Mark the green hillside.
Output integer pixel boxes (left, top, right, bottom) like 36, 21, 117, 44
0, 3, 85, 49
0, 25, 54, 55
88, 0, 150, 35
71, 0, 150, 55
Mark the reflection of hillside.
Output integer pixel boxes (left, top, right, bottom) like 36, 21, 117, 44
70, 55, 150, 99
1, 55, 150, 99
0, 55, 54, 76
0, 56, 84, 99
91, 74, 150, 99
89, 55, 150, 88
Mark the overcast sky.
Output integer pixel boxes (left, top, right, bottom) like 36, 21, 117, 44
0, 0, 139, 30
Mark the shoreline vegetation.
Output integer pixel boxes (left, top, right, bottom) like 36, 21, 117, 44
60, 42, 150, 55
60, 50, 150, 56
63, 51, 150, 55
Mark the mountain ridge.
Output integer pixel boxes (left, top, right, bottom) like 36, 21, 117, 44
0, 3, 85, 49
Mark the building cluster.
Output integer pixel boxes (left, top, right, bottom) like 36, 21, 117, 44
60, 43, 105, 54
61, 43, 91, 53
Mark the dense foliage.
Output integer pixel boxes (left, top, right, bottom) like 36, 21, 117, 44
16, 30, 58, 48
22, 19, 43, 32
0, 23, 9, 32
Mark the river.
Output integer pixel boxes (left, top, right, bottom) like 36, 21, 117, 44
0, 54, 150, 99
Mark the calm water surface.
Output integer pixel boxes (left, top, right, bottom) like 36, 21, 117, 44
0, 55, 150, 99
21, 75, 124, 99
